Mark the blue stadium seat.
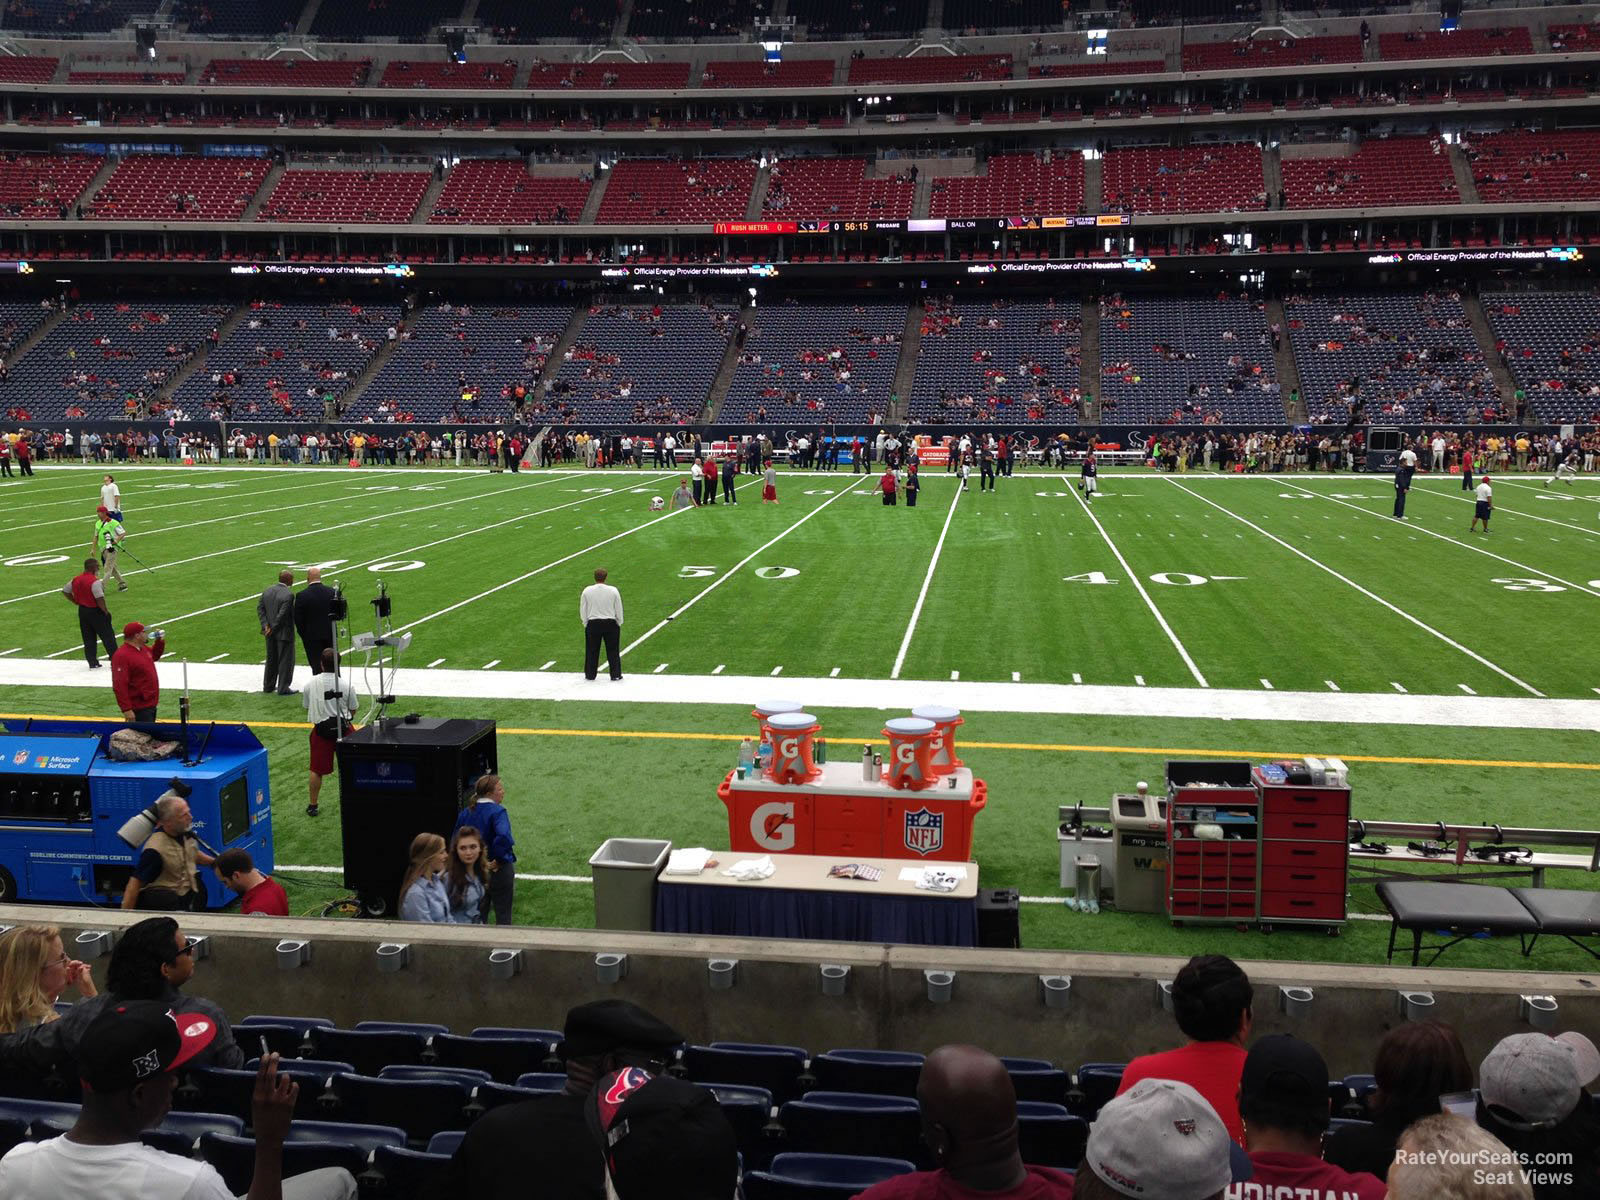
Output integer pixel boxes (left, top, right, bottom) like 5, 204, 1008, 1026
433, 1033, 557, 1083
426, 1131, 464, 1156
140, 1129, 198, 1156
236, 1023, 307, 1059
1016, 1101, 1087, 1168
378, 1065, 491, 1086
1328, 1117, 1374, 1134
684, 1044, 809, 1104
512, 1073, 568, 1092
811, 1050, 923, 1098
286, 1120, 407, 1152
745, 1152, 917, 1200
354, 1020, 451, 1037
0, 1098, 79, 1135
373, 1143, 453, 1199
1068, 1063, 1126, 1119
477, 1082, 545, 1110
1001, 1057, 1070, 1105
200, 1131, 369, 1195
309, 1029, 430, 1076
707, 1084, 777, 1171
241, 1015, 337, 1030
152, 1111, 245, 1147
778, 1092, 925, 1165
470, 1026, 564, 1042
331, 1074, 472, 1144
192, 1066, 329, 1123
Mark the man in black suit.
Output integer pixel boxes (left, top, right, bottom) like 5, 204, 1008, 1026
292, 566, 338, 670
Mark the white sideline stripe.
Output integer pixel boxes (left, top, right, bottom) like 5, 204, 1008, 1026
891, 483, 963, 680
392, 494, 702, 635
7, 472, 573, 611
35, 479, 626, 660
1168, 480, 1544, 698
1069, 476, 1209, 689
1284, 481, 1600, 599
12, 657, 1597, 730
620, 478, 847, 658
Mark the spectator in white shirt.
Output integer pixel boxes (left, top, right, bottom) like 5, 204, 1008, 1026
580, 568, 624, 682
99, 475, 122, 522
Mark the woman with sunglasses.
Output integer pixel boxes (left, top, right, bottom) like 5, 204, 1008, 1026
0, 925, 97, 1035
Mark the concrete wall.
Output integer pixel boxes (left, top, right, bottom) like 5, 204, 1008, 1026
8, 903, 1596, 1077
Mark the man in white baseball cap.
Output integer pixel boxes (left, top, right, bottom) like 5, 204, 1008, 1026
1480, 1032, 1600, 1130
1075, 1077, 1252, 1200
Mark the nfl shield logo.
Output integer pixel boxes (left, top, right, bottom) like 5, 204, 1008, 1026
903, 807, 944, 856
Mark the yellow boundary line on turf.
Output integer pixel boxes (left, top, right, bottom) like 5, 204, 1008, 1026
2, 712, 1595, 771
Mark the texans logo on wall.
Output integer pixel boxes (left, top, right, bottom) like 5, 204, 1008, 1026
904, 807, 944, 856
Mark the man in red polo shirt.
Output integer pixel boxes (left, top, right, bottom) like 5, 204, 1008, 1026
213, 847, 289, 916
110, 621, 166, 722
62, 557, 117, 668
1116, 954, 1252, 1146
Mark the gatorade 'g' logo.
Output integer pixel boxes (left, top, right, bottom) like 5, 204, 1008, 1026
895, 743, 918, 765
778, 737, 799, 760
751, 801, 795, 851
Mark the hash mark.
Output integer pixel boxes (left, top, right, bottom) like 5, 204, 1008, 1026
1391, 682, 1407, 693
1260, 679, 1273, 690
205, 653, 229, 662
770, 666, 784, 676
428, 658, 446, 668
483, 659, 500, 669
1072, 673, 1082, 684
713, 664, 726, 675
1458, 684, 1476, 695
950, 670, 960, 680
653, 663, 668, 674
1325, 680, 1340, 691
1135, 675, 1146, 686
1012, 671, 1021, 681
829, 667, 840, 677
538, 660, 555, 670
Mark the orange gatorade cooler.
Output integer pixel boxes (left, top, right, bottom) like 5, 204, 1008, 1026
911, 705, 964, 776
752, 698, 803, 748
882, 717, 939, 791
766, 711, 822, 785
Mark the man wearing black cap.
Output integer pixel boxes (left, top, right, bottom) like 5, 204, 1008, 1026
1233, 1034, 1386, 1200
587, 1066, 738, 1200
442, 999, 684, 1199
0, 1000, 357, 1200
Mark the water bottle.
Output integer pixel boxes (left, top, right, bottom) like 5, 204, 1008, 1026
737, 737, 754, 775
861, 744, 873, 782
757, 734, 772, 775
816, 737, 827, 765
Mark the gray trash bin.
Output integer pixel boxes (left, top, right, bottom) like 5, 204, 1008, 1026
588, 838, 672, 931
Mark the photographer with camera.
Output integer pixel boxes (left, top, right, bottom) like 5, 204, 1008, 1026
121, 781, 214, 912
111, 621, 166, 722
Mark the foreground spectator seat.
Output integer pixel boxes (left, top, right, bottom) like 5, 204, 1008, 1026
813, 1050, 924, 1098
779, 1092, 924, 1164
198, 1129, 372, 1193
433, 1030, 558, 1081
309, 1028, 430, 1076
330, 1074, 473, 1144
745, 1152, 917, 1200
682, 1043, 809, 1104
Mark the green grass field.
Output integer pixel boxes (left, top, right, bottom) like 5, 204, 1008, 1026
3, 460, 1598, 971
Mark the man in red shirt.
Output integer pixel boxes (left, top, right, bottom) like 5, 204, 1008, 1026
110, 621, 166, 722
1230, 1035, 1386, 1200
1116, 955, 1252, 1146
213, 847, 289, 917
62, 557, 117, 668
857, 1045, 1074, 1199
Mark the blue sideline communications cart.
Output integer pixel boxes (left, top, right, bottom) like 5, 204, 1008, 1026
0, 719, 273, 909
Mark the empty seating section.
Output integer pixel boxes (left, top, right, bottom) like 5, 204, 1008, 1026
0, 56, 56, 83
1285, 291, 1497, 422
1028, 59, 1165, 77
199, 59, 371, 87
170, 301, 399, 421
66, 68, 186, 85
1465, 130, 1600, 204
174, 0, 304, 36
553, 304, 733, 424
764, 158, 914, 221
526, 61, 690, 89
1181, 34, 1361, 72
0, 152, 102, 218
86, 156, 270, 222
848, 54, 1011, 85
309, 0, 461, 39
380, 60, 518, 88
1100, 295, 1283, 424
1102, 144, 1264, 215
701, 59, 835, 88
627, 0, 765, 39
930, 151, 1083, 219
5, 300, 226, 420
786, 0, 929, 38
909, 299, 1082, 424
595, 158, 756, 224
942, 0, 1058, 31
1281, 137, 1457, 209
474, 0, 613, 41
257, 169, 430, 223
722, 302, 903, 423
356, 302, 571, 422
0, 301, 52, 359
0, 0, 145, 31
428, 161, 590, 225
1379, 27, 1534, 61
1482, 291, 1600, 423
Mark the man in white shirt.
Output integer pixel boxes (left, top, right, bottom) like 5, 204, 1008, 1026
1470, 476, 1494, 534
1430, 433, 1446, 473
580, 568, 624, 682
662, 433, 677, 467
1398, 445, 1418, 469
690, 458, 705, 506
301, 648, 360, 818
0, 1000, 356, 1200
100, 474, 123, 522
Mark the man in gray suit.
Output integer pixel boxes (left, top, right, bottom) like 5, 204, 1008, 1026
258, 569, 296, 694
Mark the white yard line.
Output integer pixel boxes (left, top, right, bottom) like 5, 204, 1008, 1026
1068, 476, 1209, 688
1495, 477, 1600, 505
890, 482, 964, 680
9, 657, 1598, 731
619, 479, 848, 658
1283, 481, 1600, 598
1168, 479, 1544, 698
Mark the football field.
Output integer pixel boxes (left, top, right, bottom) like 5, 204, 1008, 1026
3, 460, 1599, 970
